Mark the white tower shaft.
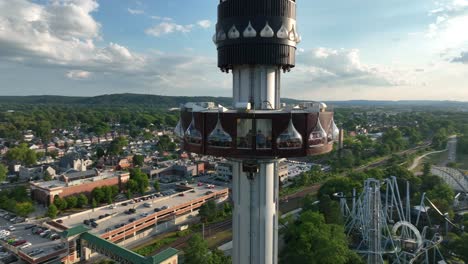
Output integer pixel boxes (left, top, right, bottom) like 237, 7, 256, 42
231, 65, 281, 264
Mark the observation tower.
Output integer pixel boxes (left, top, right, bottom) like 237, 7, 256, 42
175, 0, 337, 263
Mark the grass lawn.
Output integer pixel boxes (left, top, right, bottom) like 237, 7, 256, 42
206, 230, 232, 249
457, 153, 468, 170
131, 231, 179, 256
423, 150, 448, 166
279, 195, 309, 214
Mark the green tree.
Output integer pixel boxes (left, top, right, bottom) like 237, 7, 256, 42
91, 198, 98, 208
422, 162, 431, 177
96, 147, 105, 159
281, 211, 361, 264
77, 194, 88, 208
43, 170, 53, 181
0, 163, 7, 183
153, 180, 160, 192
15, 202, 34, 217
184, 234, 210, 264
129, 168, 149, 194
65, 196, 78, 209
53, 196, 68, 211
132, 154, 144, 167
6, 143, 37, 166
450, 233, 468, 262
24, 149, 37, 166
107, 137, 128, 155
35, 120, 52, 141
47, 204, 58, 218
209, 249, 231, 264
199, 200, 217, 223
92, 187, 105, 204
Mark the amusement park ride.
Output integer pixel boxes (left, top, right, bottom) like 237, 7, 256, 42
335, 177, 454, 264
174, 0, 338, 263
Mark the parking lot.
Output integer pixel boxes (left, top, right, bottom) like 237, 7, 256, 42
0, 222, 65, 263
59, 183, 227, 236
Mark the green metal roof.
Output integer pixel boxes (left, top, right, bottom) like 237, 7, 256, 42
151, 248, 179, 264
80, 232, 149, 264
61, 225, 90, 238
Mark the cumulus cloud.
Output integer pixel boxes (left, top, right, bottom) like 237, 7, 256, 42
0, 0, 145, 74
127, 8, 144, 15
145, 19, 212, 37
294, 48, 405, 87
145, 22, 194, 37
197, 20, 211, 28
151, 16, 172, 21
66, 70, 92, 80
451, 51, 468, 63
426, 0, 468, 47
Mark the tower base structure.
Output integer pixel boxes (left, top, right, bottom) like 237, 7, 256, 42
231, 159, 279, 264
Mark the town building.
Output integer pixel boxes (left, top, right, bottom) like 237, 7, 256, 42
30, 169, 130, 205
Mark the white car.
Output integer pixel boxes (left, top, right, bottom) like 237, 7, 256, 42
0, 230, 10, 238
8, 225, 15, 231
19, 242, 31, 249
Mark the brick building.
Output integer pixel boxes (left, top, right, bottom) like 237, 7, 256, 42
30, 170, 130, 205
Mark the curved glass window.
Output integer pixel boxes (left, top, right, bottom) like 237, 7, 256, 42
277, 119, 303, 149
327, 118, 339, 144
237, 119, 253, 149
184, 116, 202, 145
308, 118, 327, 148
174, 119, 185, 138
207, 118, 232, 148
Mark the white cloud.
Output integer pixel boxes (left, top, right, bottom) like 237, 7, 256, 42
426, 0, 468, 48
127, 8, 144, 15
197, 20, 211, 29
452, 51, 468, 63
0, 0, 146, 74
145, 22, 194, 37
294, 48, 405, 87
66, 70, 91, 80
151, 16, 172, 21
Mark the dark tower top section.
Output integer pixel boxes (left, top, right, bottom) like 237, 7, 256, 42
214, 0, 299, 72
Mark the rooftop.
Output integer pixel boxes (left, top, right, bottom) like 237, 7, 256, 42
61, 224, 90, 238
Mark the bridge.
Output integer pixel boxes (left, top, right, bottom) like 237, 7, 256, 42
80, 232, 178, 264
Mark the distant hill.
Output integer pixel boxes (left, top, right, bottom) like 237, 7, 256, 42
0, 94, 300, 109
0, 94, 466, 109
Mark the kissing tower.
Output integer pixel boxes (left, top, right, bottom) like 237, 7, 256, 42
176, 0, 337, 263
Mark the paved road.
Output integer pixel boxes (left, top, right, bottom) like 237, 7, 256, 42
408, 149, 447, 171
352, 141, 432, 173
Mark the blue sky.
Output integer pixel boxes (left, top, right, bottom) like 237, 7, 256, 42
0, 0, 467, 100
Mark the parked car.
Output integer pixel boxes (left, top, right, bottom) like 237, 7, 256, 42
154, 208, 161, 212
19, 242, 31, 249
8, 226, 15, 231
83, 220, 90, 225
56, 219, 63, 224
91, 222, 98, 228
24, 225, 35, 230
178, 193, 185, 197
128, 218, 136, 223
143, 203, 152, 208
13, 240, 26, 247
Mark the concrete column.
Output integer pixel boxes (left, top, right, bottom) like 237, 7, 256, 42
231, 160, 278, 264
232, 66, 281, 110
